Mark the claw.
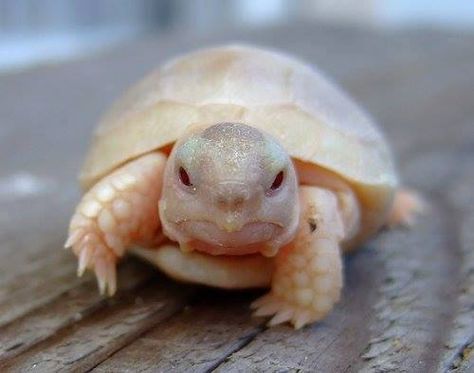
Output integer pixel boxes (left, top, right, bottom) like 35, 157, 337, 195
93, 255, 117, 296
252, 292, 321, 329
268, 309, 294, 326
293, 310, 312, 329
95, 258, 108, 295
250, 294, 273, 309
64, 229, 85, 249
106, 264, 117, 296
97, 276, 106, 296
70, 214, 89, 230
72, 233, 95, 255
253, 300, 282, 317
77, 245, 93, 276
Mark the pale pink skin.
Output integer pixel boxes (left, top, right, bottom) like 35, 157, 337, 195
158, 124, 300, 258
65, 123, 422, 328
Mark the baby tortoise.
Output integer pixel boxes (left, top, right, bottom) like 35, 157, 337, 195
65, 45, 422, 328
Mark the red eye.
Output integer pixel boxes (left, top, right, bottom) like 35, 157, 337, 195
270, 171, 284, 191
179, 167, 192, 186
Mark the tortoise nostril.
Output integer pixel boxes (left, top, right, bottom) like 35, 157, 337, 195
216, 195, 247, 209
216, 196, 227, 207
214, 183, 249, 210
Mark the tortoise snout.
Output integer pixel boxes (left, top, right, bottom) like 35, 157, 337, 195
214, 182, 250, 210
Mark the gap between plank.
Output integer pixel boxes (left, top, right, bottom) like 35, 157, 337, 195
207, 325, 268, 373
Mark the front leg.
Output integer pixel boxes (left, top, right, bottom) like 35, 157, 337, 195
252, 185, 358, 329
65, 152, 166, 295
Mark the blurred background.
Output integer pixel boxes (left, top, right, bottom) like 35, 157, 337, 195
1, 0, 473, 73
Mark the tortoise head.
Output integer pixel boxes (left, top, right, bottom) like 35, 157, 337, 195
159, 122, 300, 257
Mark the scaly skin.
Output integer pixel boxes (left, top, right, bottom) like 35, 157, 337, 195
252, 186, 356, 329
387, 188, 425, 227
65, 152, 166, 295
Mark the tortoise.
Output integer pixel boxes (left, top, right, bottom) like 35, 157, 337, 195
65, 45, 421, 328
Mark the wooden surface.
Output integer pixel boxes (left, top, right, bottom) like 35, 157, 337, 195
0, 23, 473, 372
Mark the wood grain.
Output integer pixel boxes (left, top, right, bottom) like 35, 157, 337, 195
0, 277, 195, 372
93, 291, 266, 372
0, 22, 473, 372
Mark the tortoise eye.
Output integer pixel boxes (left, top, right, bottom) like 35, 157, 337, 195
179, 167, 192, 187
270, 171, 284, 191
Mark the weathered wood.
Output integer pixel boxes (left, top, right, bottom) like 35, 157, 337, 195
0, 260, 154, 361
0, 278, 195, 372
93, 291, 266, 372
437, 151, 474, 373
0, 22, 473, 372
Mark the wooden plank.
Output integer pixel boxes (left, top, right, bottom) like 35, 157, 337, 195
92, 292, 266, 372
436, 149, 474, 373
0, 260, 154, 362
0, 278, 195, 372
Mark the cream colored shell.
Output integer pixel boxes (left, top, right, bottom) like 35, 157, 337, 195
80, 45, 398, 244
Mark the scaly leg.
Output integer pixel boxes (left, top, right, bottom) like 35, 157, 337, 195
65, 152, 167, 295
387, 188, 425, 228
252, 185, 358, 329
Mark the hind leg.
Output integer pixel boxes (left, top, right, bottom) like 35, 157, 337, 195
387, 188, 425, 228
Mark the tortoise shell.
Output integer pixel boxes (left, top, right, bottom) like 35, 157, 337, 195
80, 45, 398, 246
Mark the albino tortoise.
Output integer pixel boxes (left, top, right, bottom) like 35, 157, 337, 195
65, 45, 421, 328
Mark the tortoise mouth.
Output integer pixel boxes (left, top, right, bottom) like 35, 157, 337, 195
186, 240, 266, 256
178, 221, 282, 256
